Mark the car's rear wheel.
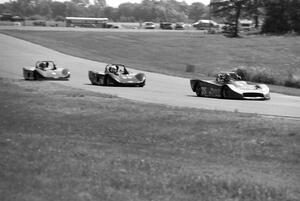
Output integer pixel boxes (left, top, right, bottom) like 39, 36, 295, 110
195, 85, 202, 97
221, 86, 230, 98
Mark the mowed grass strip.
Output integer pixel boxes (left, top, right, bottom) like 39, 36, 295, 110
0, 78, 299, 201
1, 29, 300, 95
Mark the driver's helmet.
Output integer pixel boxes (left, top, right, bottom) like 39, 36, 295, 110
216, 73, 230, 83
216, 73, 224, 82
109, 66, 117, 73
223, 73, 230, 83
39, 62, 45, 68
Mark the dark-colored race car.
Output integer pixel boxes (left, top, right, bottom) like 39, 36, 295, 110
23, 61, 70, 80
190, 72, 270, 100
89, 64, 146, 87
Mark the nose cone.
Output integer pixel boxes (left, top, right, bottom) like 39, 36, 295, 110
62, 69, 70, 76
135, 73, 146, 82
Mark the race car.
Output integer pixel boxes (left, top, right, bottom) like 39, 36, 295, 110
190, 72, 270, 100
88, 64, 146, 87
23, 61, 70, 80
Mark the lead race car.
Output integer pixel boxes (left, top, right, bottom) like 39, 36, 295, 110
89, 64, 146, 87
23, 61, 70, 80
190, 72, 270, 100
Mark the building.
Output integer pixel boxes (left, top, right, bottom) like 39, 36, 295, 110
65, 17, 109, 28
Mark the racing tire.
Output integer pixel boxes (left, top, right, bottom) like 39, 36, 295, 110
221, 86, 230, 99
195, 85, 202, 97
139, 81, 145, 87
103, 75, 109, 86
34, 71, 43, 80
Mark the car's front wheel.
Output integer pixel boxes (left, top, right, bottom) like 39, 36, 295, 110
221, 86, 230, 98
34, 71, 43, 80
139, 81, 145, 87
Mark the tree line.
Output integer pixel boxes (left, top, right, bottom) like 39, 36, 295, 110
211, 0, 300, 36
0, 0, 209, 22
0, 0, 299, 34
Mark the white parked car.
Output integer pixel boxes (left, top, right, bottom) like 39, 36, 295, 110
144, 22, 156, 29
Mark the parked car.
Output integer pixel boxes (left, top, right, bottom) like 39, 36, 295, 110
190, 72, 270, 100
144, 22, 155, 29
89, 64, 146, 87
160, 22, 173, 30
192, 19, 219, 30
23, 61, 70, 80
174, 22, 184, 30
105, 23, 119, 28
33, 20, 46, 26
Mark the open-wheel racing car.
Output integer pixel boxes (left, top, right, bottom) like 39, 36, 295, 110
88, 64, 146, 87
190, 72, 270, 100
23, 61, 70, 80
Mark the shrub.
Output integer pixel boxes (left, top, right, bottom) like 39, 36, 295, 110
27, 15, 46, 21
54, 15, 65, 21
285, 79, 300, 88
234, 66, 300, 89
284, 73, 300, 88
235, 66, 277, 85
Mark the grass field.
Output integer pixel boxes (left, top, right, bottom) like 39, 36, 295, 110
0, 77, 299, 201
1, 29, 300, 93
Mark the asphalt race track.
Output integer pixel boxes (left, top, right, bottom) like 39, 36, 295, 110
1, 33, 300, 118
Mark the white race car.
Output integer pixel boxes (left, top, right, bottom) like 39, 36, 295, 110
89, 64, 146, 87
23, 61, 70, 80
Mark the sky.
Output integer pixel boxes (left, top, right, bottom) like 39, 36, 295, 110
0, 0, 210, 8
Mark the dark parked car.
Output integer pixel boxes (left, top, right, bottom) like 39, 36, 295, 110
160, 22, 173, 30
33, 20, 46, 26
105, 23, 119, 28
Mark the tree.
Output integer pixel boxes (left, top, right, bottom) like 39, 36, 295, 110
71, 0, 90, 6
37, 0, 52, 19
188, 2, 208, 21
0, 0, 209, 23
245, 0, 264, 28
10, 0, 36, 17
211, 0, 248, 37
261, 0, 290, 34
94, 0, 106, 7
289, 0, 300, 33
261, 0, 300, 34
103, 6, 118, 21
51, 1, 66, 18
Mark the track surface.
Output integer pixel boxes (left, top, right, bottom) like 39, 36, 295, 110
1, 33, 300, 118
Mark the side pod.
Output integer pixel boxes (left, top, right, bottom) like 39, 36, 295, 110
88, 71, 106, 85
190, 79, 200, 92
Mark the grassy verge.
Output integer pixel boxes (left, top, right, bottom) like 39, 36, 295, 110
0, 78, 299, 201
1, 29, 299, 95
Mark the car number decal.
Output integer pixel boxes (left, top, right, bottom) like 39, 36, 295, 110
201, 87, 221, 97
